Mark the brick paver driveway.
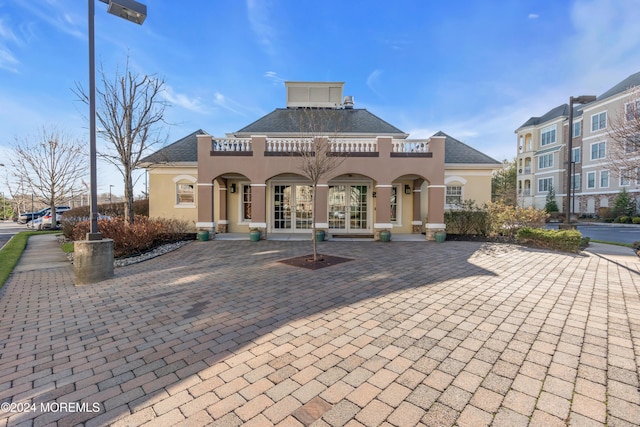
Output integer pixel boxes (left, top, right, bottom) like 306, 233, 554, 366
1, 240, 639, 426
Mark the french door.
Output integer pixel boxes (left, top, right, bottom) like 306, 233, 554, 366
272, 184, 312, 232
328, 184, 369, 232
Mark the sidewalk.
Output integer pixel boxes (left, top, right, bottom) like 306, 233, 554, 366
1, 235, 639, 426
10, 234, 70, 273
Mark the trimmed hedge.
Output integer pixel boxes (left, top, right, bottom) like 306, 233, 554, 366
516, 227, 585, 253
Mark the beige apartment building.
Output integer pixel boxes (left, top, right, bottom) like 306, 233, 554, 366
141, 82, 500, 239
515, 71, 640, 216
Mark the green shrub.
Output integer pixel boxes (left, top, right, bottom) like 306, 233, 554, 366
516, 227, 583, 253
615, 215, 631, 224
444, 200, 490, 236
633, 217, 640, 224
613, 188, 635, 217
444, 200, 548, 238
544, 186, 559, 213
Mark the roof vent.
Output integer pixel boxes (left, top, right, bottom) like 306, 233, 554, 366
343, 95, 354, 109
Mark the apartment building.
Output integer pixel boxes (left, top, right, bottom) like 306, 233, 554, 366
515, 71, 640, 216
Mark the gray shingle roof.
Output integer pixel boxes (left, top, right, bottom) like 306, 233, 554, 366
143, 129, 500, 167
517, 104, 569, 129
596, 70, 640, 101
140, 129, 207, 163
433, 131, 501, 165
234, 108, 407, 136
517, 71, 640, 132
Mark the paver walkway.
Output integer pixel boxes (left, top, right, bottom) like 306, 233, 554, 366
1, 236, 639, 426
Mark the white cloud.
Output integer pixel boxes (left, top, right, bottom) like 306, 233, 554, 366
0, 47, 18, 72
246, 0, 277, 56
213, 92, 244, 116
0, 17, 19, 72
15, 1, 84, 40
164, 86, 207, 114
528, 13, 539, 19
264, 71, 285, 85
367, 69, 383, 98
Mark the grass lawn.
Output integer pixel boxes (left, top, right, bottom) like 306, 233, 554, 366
590, 239, 633, 248
0, 231, 60, 289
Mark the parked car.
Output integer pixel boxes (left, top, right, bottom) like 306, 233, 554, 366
27, 216, 44, 230
41, 206, 72, 229
18, 207, 50, 224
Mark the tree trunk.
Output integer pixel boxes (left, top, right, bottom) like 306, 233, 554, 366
312, 184, 317, 262
124, 169, 134, 224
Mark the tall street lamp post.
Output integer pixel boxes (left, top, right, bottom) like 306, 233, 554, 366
561, 95, 596, 229
0, 163, 4, 221
88, 0, 146, 240
76, 0, 146, 285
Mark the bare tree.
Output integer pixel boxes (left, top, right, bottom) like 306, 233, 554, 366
606, 87, 640, 180
9, 127, 87, 226
74, 59, 168, 223
292, 109, 346, 262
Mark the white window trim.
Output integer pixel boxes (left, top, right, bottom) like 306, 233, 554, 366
538, 153, 554, 169
571, 147, 581, 164
237, 182, 252, 224
445, 184, 464, 208
620, 170, 631, 187
540, 125, 556, 146
573, 121, 581, 138
537, 177, 553, 193
586, 171, 596, 189
591, 111, 607, 132
390, 185, 402, 226
174, 176, 197, 208
590, 141, 606, 161
599, 170, 609, 189
571, 173, 581, 191
625, 100, 640, 122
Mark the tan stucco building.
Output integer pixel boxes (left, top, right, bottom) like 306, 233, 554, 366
515, 71, 640, 216
141, 82, 500, 240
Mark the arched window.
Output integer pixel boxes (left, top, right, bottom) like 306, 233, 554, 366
173, 175, 197, 206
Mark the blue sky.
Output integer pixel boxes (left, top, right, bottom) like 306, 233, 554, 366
1, 0, 640, 198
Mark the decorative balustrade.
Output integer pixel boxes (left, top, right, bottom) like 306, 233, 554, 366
392, 139, 429, 153
210, 136, 432, 157
266, 138, 313, 152
212, 138, 252, 152
330, 139, 377, 153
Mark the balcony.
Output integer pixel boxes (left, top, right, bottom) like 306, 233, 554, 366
210, 137, 432, 158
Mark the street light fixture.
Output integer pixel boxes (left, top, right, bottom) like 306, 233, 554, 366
562, 95, 596, 229
76, 0, 146, 285
87, 0, 146, 240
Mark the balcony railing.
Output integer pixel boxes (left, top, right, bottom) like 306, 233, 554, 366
213, 138, 252, 152
211, 137, 430, 155
392, 139, 429, 153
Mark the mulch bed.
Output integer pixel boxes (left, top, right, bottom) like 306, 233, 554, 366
279, 254, 353, 270
445, 234, 516, 243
